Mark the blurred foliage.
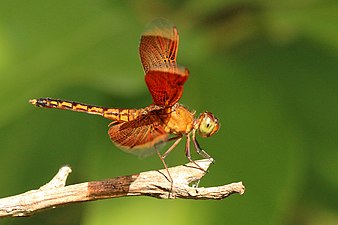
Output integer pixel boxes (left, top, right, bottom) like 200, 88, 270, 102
0, 0, 337, 225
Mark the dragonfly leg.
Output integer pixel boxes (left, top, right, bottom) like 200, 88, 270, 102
162, 136, 182, 159
155, 147, 173, 183
192, 130, 214, 163
154, 136, 182, 185
185, 134, 207, 172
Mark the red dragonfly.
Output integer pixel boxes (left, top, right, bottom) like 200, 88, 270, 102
30, 19, 220, 181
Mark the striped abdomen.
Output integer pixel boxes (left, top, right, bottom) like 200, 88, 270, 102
29, 97, 141, 122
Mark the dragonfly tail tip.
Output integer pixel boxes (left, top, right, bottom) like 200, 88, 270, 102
29, 99, 37, 105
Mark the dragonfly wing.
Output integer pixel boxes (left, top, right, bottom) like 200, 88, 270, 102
139, 19, 189, 107
140, 18, 179, 73
145, 66, 188, 107
108, 114, 168, 157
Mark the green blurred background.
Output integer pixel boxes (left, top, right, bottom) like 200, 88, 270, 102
1, 0, 337, 224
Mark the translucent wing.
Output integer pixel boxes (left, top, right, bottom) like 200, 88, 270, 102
139, 18, 189, 107
108, 114, 168, 157
140, 18, 179, 72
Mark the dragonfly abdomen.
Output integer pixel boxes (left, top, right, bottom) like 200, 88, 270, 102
29, 97, 141, 122
103, 108, 141, 122
30, 98, 106, 115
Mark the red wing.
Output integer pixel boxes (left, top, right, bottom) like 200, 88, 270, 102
139, 18, 179, 73
139, 18, 189, 107
108, 114, 168, 156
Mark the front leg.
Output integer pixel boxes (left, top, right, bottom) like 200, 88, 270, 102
192, 130, 214, 162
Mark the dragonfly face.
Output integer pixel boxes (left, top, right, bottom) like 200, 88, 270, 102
196, 112, 220, 138
30, 19, 221, 182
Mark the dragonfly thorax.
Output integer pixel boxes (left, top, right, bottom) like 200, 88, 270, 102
162, 104, 195, 135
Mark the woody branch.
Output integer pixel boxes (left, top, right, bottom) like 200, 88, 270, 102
0, 159, 245, 218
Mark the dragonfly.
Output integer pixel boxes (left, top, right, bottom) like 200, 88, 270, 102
30, 19, 220, 182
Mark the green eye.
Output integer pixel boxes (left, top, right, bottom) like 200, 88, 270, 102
199, 117, 215, 136
198, 112, 220, 138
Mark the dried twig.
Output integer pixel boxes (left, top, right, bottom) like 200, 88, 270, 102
0, 159, 245, 218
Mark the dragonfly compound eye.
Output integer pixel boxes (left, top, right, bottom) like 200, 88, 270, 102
198, 112, 220, 138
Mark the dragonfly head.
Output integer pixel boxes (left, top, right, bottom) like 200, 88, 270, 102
196, 112, 220, 138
